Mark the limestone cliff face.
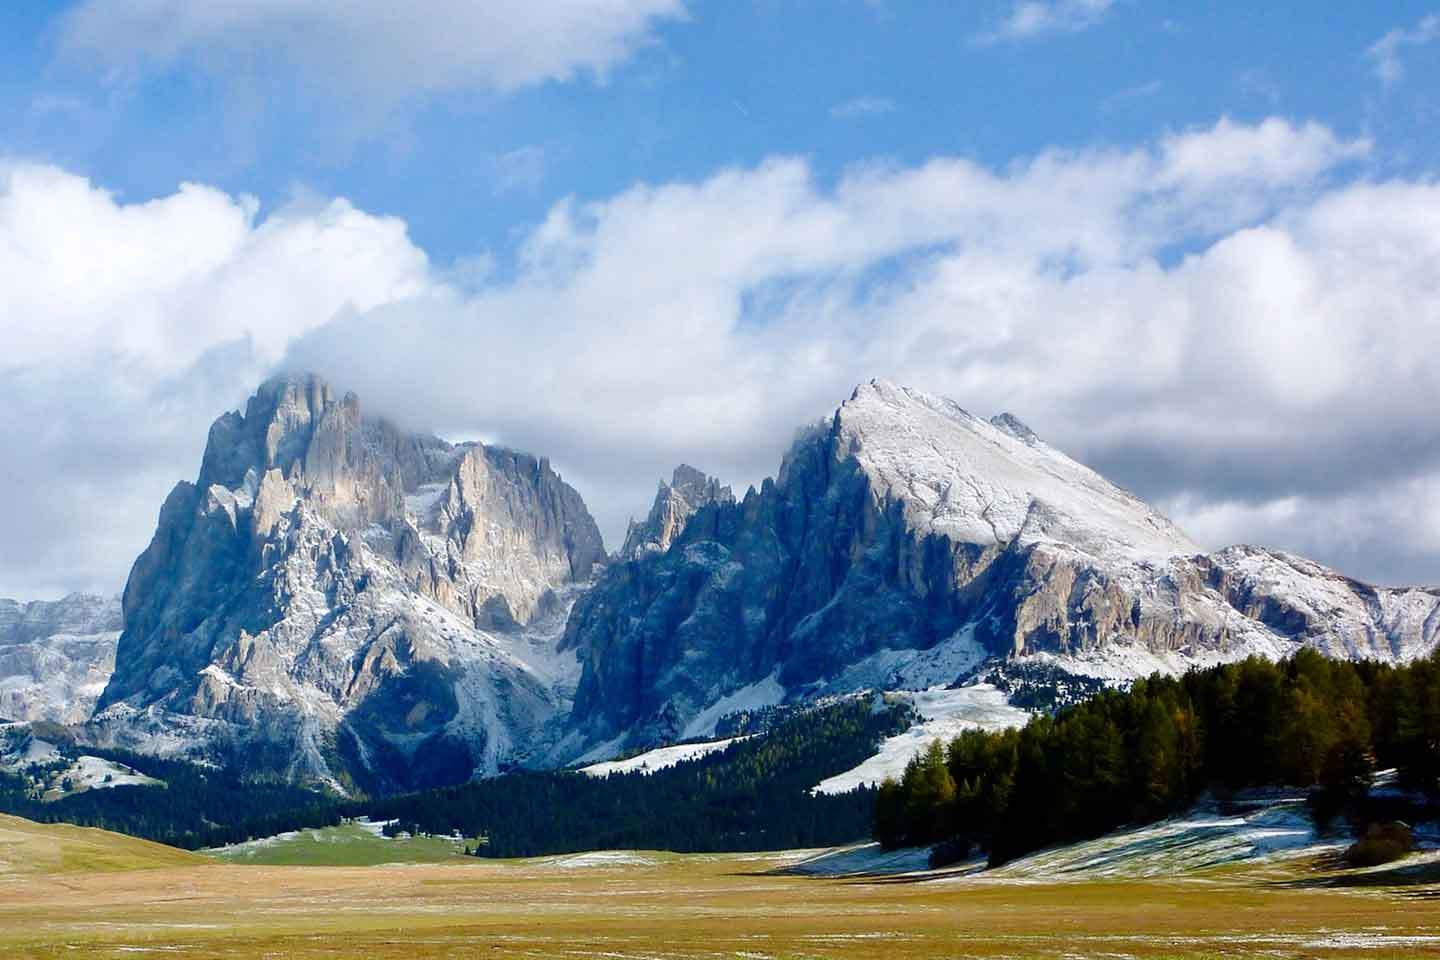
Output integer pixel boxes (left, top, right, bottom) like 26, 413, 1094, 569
619, 465, 734, 559
94, 374, 604, 793
565, 381, 1440, 750
0, 594, 121, 724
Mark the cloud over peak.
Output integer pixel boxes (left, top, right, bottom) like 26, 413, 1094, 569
4, 117, 1438, 598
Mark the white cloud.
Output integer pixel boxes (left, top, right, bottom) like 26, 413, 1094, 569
0, 164, 435, 598
831, 96, 896, 120
493, 146, 547, 195
7, 117, 1440, 600
1368, 13, 1440, 88
980, 0, 1115, 43
60, 0, 687, 101
1156, 116, 1370, 190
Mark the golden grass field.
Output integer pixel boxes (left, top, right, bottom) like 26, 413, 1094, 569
3, 813, 1439, 959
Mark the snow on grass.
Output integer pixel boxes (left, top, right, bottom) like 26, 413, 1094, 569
579, 736, 749, 778
812, 683, 1028, 795
791, 791, 1339, 883
531, 851, 659, 870
680, 671, 787, 740
974, 792, 1332, 883
64, 756, 161, 792
32, 755, 162, 799
205, 820, 469, 866
352, 817, 399, 839
784, 842, 935, 877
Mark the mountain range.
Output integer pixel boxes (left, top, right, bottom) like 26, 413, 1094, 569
4, 374, 1438, 794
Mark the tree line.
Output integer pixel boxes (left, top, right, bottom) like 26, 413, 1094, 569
876, 650, 1440, 866
369, 695, 915, 857
0, 695, 913, 855
0, 745, 341, 849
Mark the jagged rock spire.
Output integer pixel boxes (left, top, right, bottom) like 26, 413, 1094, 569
619, 465, 734, 560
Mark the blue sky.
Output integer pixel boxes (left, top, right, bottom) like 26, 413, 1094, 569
5, 1, 1440, 597
5, 1, 1437, 266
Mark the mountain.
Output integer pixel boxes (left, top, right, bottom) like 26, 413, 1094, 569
619, 466, 734, 559
0, 594, 121, 724
83, 375, 1440, 789
563, 380, 1440, 751
90, 374, 604, 793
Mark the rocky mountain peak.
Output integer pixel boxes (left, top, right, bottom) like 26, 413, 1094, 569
565, 380, 1440, 754
835, 378, 1201, 563
989, 412, 1040, 445
0, 593, 121, 724
619, 464, 734, 559
75, 375, 1440, 786
93, 373, 606, 792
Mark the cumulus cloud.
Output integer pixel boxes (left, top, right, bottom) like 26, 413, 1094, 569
59, 0, 687, 101
1368, 13, 1440, 89
979, 0, 1115, 42
0, 164, 434, 598
8, 116, 1440, 599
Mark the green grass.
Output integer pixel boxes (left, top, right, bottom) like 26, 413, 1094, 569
204, 820, 472, 866
0, 812, 203, 875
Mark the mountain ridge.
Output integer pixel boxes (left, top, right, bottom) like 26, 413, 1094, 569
562, 378, 1440, 753
0, 593, 121, 725
12, 373, 1438, 792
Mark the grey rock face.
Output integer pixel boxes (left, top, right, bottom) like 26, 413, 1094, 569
619, 465, 734, 560
0, 594, 121, 724
565, 380, 1440, 750
94, 374, 605, 793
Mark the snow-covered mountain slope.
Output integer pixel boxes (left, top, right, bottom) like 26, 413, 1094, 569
578, 736, 748, 778
0, 594, 120, 724
90, 374, 605, 793
812, 684, 1029, 795
564, 380, 1440, 756
840, 381, 1199, 564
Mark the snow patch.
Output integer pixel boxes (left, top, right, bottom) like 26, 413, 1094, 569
979, 793, 1331, 882
579, 736, 750, 778
812, 683, 1028, 795
681, 670, 787, 740
532, 850, 658, 870
786, 842, 935, 876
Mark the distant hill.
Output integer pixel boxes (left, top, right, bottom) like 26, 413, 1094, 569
0, 812, 203, 876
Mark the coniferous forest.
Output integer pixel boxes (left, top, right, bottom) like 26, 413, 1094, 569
369, 695, 914, 857
0, 696, 912, 854
876, 650, 1440, 866
0, 746, 342, 849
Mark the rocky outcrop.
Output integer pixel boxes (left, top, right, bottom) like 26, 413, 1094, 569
0, 594, 121, 724
619, 465, 734, 559
564, 380, 1440, 750
93, 374, 605, 793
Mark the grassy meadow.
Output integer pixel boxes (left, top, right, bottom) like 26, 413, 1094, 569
1, 814, 1438, 959
205, 819, 472, 866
